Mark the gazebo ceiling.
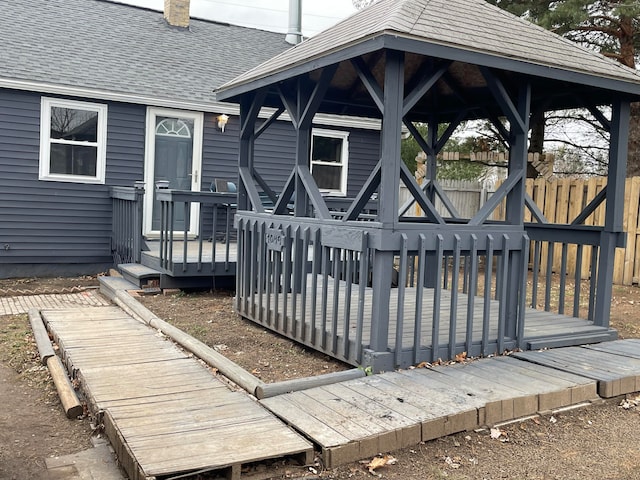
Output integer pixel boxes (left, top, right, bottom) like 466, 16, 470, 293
216, 0, 640, 123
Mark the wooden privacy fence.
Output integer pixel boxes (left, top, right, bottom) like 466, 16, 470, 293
494, 176, 640, 286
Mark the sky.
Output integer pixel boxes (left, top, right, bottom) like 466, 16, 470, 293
116, 0, 358, 36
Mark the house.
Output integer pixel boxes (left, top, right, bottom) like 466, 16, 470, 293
0, 0, 380, 279
216, 0, 640, 370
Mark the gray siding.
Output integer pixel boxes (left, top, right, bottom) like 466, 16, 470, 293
0, 89, 145, 278
0, 88, 379, 278
200, 115, 385, 192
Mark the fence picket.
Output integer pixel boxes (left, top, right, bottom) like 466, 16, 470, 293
490, 176, 640, 286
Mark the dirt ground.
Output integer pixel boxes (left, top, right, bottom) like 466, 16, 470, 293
1, 276, 640, 479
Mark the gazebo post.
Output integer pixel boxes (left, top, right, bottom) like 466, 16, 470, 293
504, 83, 531, 338
594, 98, 631, 326
367, 50, 404, 369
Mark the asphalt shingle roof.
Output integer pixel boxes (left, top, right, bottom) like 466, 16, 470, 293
0, 0, 290, 108
218, 0, 640, 95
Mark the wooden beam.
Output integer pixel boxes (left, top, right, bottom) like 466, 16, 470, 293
480, 67, 526, 134
344, 161, 381, 221
571, 186, 607, 225
469, 173, 520, 226
351, 56, 384, 114
300, 65, 338, 129
255, 106, 285, 139
297, 166, 331, 219
399, 163, 445, 224
28, 308, 55, 365
525, 193, 548, 223
402, 61, 451, 116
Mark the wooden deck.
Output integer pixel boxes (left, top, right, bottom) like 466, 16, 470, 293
244, 274, 616, 367
41, 306, 313, 480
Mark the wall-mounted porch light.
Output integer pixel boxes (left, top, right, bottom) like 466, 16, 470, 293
216, 114, 229, 132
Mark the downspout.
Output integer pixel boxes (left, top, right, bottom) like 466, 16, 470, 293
285, 0, 302, 45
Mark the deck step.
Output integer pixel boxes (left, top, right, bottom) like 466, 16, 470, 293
526, 330, 618, 350
118, 263, 161, 289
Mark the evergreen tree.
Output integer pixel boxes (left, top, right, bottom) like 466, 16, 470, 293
487, 0, 640, 175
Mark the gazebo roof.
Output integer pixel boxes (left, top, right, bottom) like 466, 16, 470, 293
217, 0, 640, 119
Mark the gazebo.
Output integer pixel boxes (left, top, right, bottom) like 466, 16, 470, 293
216, 0, 640, 372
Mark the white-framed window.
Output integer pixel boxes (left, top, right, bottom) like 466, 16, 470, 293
310, 128, 349, 196
39, 97, 108, 184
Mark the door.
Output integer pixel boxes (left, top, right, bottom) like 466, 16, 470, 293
144, 108, 203, 236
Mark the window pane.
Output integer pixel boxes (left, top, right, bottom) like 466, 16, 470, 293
50, 107, 98, 142
312, 136, 342, 163
50, 144, 98, 176
312, 164, 341, 190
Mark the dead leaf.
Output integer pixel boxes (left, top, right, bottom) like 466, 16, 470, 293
444, 456, 461, 469
455, 351, 467, 362
532, 417, 541, 425
416, 361, 431, 369
366, 455, 397, 475
490, 427, 503, 439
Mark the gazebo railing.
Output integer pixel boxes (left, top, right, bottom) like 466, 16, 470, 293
235, 212, 535, 370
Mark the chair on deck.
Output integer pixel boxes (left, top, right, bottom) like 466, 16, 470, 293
208, 179, 237, 243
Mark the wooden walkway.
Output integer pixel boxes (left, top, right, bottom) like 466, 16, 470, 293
41, 306, 312, 480
261, 340, 640, 467
38, 300, 640, 473
261, 355, 599, 467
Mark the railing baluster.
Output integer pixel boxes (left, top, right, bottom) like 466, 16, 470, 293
321, 245, 330, 350
517, 235, 530, 349
482, 235, 494, 356
299, 228, 310, 342
355, 233, 369, 364
588, 247, 598, 320
280, 225, 291, 334
310, 229, 321, 345
465, 234, 478, 354
545, 241, 554, 311
448, 234, 461, 359
182, 201, 189, 272
414, 234, 426, 365
257, 221, 266, 323
395, 234, 408, 367
574, 244, 584, 318
559, 243, 568, 314
331, 247, 340, 355
496, 234, 510, 354
431, 234, 444, 363
531, 241, 541, 309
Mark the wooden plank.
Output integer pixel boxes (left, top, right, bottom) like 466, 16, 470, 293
584, 339, 640, 360
383, 371, 481, 437
28, 308, 55, 364
514, 347, 640, 398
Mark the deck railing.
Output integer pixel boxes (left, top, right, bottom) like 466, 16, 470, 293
155, 189, 236, 275
110, 185, 145, 265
